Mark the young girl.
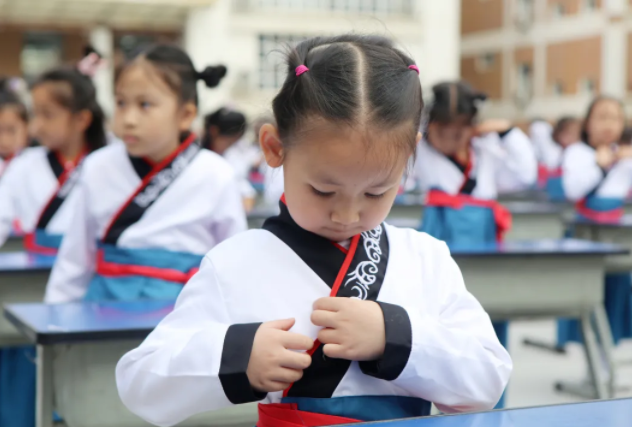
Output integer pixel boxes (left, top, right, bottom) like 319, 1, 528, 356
0, 66, 106, 253
557, 96, 632, 347
44, 44, 246, 304
530, 117, 580, 201
116, 35, 511, 427
0, 66, 106, 427
203, 107, 259, 211
415, 82, 537, 246
0, 89, 29, 178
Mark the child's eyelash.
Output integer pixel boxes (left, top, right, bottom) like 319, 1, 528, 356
365, 192, 386, 199
311, 187, 335, 197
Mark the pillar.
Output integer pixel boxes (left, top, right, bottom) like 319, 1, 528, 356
89, 25, 114, 119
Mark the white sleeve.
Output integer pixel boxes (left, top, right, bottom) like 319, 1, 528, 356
211, 176, 248, 243
562, 144, 602, 202
0, 160, 21, 247
44, 177, 98, 303
116, 256, 243, 427
493, 128, 538, 193
530, 121, 562, 170
390, 242, 512, 413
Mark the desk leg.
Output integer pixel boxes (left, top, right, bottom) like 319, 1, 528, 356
580, 311, 608, 399
36, 345, 53, 427
593, 305, 616, 397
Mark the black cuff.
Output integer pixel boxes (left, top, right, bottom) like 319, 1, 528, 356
219, 323, 268, 404
359, 302, 412, 381
497, 127, 515, 139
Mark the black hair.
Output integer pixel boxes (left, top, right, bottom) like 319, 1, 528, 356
272, 34, 423, 155
0, 83, 28, 123
32, 67, 106, 152
552, 116, 578, 145
581, 95, 624, 144
428, 81, 487, 125
202, 108, 247, 149
620, 126, 632, 146
119, 44, 227, 107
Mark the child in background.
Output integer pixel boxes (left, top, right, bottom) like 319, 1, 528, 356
44, 44, 246, 304
0, 63, 107, 427
0, 89, 29, 177
558, 96, 632, 347
203, 107, 259, 211
414, 81, 535, 408
116, 35, 511, 427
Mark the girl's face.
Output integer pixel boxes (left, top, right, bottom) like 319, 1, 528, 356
0, 108, 28, 158
261, 120, 418, 242
586, 100, 624, 148
30, 84, 87, 151
208, 127, 241, 155
556, 121, 581, 148
426, 118, 474, 156
113, 64, 197, 163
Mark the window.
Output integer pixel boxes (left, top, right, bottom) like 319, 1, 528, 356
250, 0, 412, 15
579, 77, 596, 94
552, 81, 564, 96
583, 0, 598, 11
475, 53, 496, 72
21, 32, 63, 84
516, 63, 533, 100
259, 34, 305, 89
552, 2, 565, 18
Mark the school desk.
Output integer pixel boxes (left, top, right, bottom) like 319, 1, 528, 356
4, 300, 258, 427
0, 252, 54, 346
386, 199, 566, 241
450, 238, 628, 401
1, 232, 24, 253
568, 215, 632, 272
348, 398, 632, 427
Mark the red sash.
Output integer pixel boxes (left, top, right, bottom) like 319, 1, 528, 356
257, 403, 359, 427
94, 249, 199, 283
575, 199, 623, 223
426, 190, 512, 241
537, 163, 548, 188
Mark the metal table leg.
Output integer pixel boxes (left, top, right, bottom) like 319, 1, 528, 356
593, 305, 616, 397
581, 310, 608, 399
37, 345, 53, 427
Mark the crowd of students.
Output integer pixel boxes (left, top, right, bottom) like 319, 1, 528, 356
0, 33, 629, 427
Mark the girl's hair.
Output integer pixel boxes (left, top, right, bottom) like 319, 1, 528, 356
428, 81, 487, 125
202, 108, 247, 149
552, 116, 578, 145
118, 44, 227, 107
620, 126, 632, 146
581, 95, 624, 143
32, 67, 106, 152
272, 34, 423, 154
0, 85, 28, 123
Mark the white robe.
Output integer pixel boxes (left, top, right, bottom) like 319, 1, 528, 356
529, 121, 562, 170
562, 142, 632, 202
223, 138, 261, 199
0, 147, 79, 247
44, 142, 247, 303
116, 225, 512, 427
414, 128, 537, 199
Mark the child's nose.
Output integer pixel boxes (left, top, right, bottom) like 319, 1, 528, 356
331, 206, 360, 226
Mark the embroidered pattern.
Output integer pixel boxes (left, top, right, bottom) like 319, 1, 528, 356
343, 225, 383, 300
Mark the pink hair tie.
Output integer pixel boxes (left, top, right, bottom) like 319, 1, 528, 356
408, 65, 419, 74
295, 65, 309, 77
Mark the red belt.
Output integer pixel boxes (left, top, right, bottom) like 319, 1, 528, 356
23, 233, 58, 256
95, 249, 198, 284
426, 190, 512, 242
549, 167, 562, 178
257, 403, 359, 427
537, 164, 548, 187
576, 200, 623, 223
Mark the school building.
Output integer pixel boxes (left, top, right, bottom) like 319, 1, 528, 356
0, 0, 461, 120
460, 0, 631, 123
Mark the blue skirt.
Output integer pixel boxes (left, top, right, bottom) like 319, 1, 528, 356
557, 272, 632, 346
0, 346, 35, 427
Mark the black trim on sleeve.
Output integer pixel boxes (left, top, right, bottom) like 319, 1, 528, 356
359, 302, 412, 381
219, 322, 268, 404
497, 127, 515, 139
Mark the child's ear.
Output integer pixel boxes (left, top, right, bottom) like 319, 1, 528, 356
178, 103, 198, 132
259, 123, 284, 168
76, 110, 93, 133
416, 131, 422, 144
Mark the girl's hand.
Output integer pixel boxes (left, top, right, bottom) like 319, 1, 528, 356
475, 119, 512, 136
311, 297, 385, 362
246, 318, 313, 393
596, 146, 616, 168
